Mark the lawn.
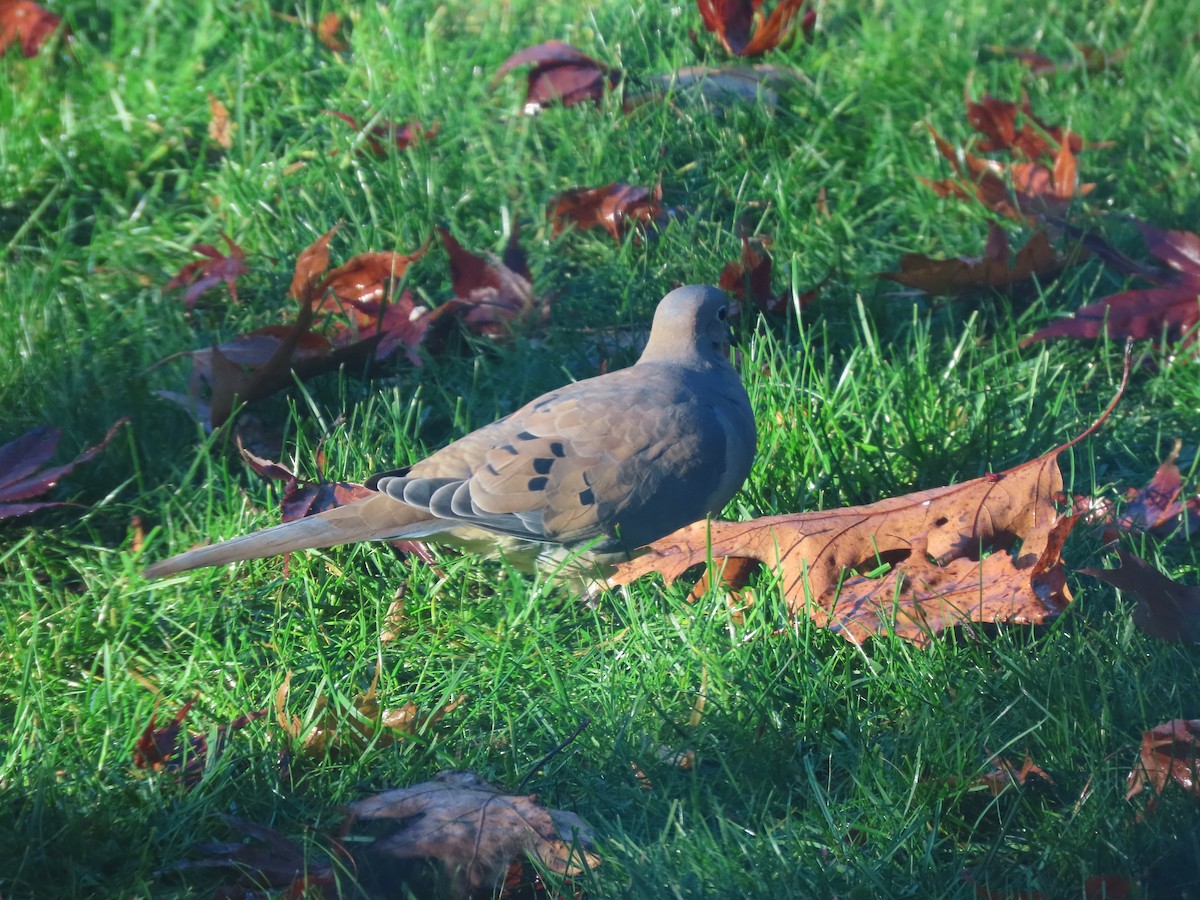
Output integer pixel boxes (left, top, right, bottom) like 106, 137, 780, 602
3, 0, 1200, 897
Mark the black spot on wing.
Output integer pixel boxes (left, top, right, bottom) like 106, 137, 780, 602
517, 431, 537, 441
533, 457, 553, 475
549, 442, 565, 457
528, 476, 549, 492
579, 487, 595, 506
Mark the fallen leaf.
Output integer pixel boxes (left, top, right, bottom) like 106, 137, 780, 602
0, 0, 61, 57
315, 12, 348, 52
1125, 719, 1200, 815
207, 94, 234, 150
494, 41, 619, 113
1114, 440, 1196, 536
878, 225, 1070, 297
133, 699, 267, 789
921, 124, 1094, 221
0, 419, 127, 521
165, 232, 248, 308
437, 225, 548, 339
1024, 218, 1200, 347
695, 0, 813, 57
963, 88, 1084, 161
614, 369, 1129, 646
1081, 551, 1200, 644
276, 671, 462, 760
342, 770, 601, 895
322, 109, 437, 156
548, 181, 670, 242
976, 755, 1055, 796
718, 236, 791, 314
316, 239, 438, 365
987, 43, 1127, 75
177, 815, 339, 898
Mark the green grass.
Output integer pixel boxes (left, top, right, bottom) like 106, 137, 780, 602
4, 0, 1200, 896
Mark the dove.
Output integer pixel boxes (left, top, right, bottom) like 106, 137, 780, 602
144, 284, 756, 581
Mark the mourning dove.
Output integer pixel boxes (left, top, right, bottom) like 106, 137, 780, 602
144, 284, 756, 580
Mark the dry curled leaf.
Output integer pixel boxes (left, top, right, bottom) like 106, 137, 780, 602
1125, 719, 1200, 816
207, 94, 234, 150
879, 224, 1070, 298
133, 699, 266, 789
615, 369, 1129, 646
323, 109, 437, 156
695, 0, 814, 57
1081, 551, 1200, 644
343, 770, 601, 895
436, 225, 548, 339
494, 41, 619, 113
0, 419, 127, 521
549, 181, 670, 242
165, 232, 247, 308
0, 0, 61, 57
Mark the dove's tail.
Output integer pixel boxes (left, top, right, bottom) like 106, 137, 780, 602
144, 493, 431, 578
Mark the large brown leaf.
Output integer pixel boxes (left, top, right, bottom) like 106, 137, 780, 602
614, 366, 1128, 646
342, 770, 600, 895
436, 226, 547, 339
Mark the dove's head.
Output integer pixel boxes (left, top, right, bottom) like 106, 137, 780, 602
639, 285, 735, 366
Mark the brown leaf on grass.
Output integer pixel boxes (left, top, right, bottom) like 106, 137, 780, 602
437, 226, 548, 339
1081, 551, 1200, 644
879, 225, 1070, 298
921, 125, 1094, 221
276, 671, 463, 759
165, 232, 248, 309
976, 755, 1055, 796
207, 94, 234, 150
695, 0, 813, 57
719, 236, 786, 314
494, 41, 619, 113
316, 239, 440, 365
1125, 719, 1200, 815
133, 699, 267, 788
549, 181, 670, 242
987, 43, 1127, 75
963, 88, 1085, 161
0, 0, 62, 57
1023, 218, 1200, 347
178, 815, 339, 898
0, 419, 127, 521
315, 12, 348, 52
342, 770, 601, 895
322, 109, 437, 156
614, 368, 1130, 646
1113, 440, 1198, 537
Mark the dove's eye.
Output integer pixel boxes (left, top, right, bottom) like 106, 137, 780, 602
717, 306, 728, 321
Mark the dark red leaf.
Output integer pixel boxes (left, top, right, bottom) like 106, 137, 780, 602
133, 700, 267, 789
548, 181, 669, 242
436, 226, 547, 340
1082, 551, 1200, 644
322, 110, 437, 156
696, 0, 809, 57
1125, 718, 1200, 815
0, 1, 62, 57
0, 419, 128, 521
166, 233, 248, 309
495, 41, 619, 112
